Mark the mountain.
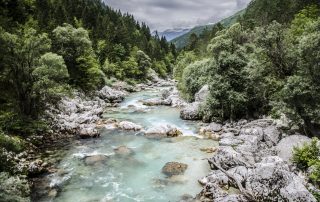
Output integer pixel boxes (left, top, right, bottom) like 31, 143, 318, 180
172, 9, 246, 49
155, 28, 191, 41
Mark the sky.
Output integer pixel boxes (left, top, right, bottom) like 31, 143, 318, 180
104, 0, 251, 31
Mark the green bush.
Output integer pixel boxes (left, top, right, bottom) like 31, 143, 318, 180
0, 172, 30, 202
0, 131, 24, 153
292, 138, 320, 169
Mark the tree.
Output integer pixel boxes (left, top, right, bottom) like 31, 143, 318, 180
135, 50, 151, 79
52, 23, 104, 90
0, 27, 51, 117
32, 53, 70, 105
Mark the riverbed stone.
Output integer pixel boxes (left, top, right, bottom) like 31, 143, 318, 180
114, 146, 134, 156
142, 98, 163, 106
78, 124, 100, 139
145, 124, 182, 138
162, 162, 188, 177
84, 155, 109, 166
117, 121, 142, 131
98, 86, 126, 103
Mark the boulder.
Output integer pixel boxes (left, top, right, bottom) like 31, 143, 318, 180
142, 98, 163, 106
114, 146, 134, 156
210, 146, 251, 170
198, 170, 229, 186
240, 127, 264, 141
246, 156, 316, 201
276, 134, 312, 163
84, 155, 109, 166
162, 162, 188, 177
145, 124, 182, 138
214, 195, 248, 202
263, 126, 281, 147
195, 85, 209, 103
197, 182, 228, 201
98, 86, 126, 103
117, 121, 142, 131
180, 102, 201, 120
78, 125, 100, 139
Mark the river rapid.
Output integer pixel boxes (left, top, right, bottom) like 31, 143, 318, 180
35, 87, 217, 202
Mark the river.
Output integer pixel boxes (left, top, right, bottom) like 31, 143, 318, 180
36, 87, 217, 202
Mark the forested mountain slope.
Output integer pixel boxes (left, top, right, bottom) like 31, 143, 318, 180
172, 9, 245, 49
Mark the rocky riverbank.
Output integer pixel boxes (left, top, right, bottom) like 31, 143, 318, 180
195, 119, 318, 201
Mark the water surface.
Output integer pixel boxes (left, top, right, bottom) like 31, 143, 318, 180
44, 88, 217, 202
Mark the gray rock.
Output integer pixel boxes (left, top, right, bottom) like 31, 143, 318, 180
220, 137, 243, 147
197, 182, 228, 201
214, 194, 248, 202
246, 156, 316, 201
210, 146, 251, 170
117, 121, 142, 131
142, 98, 163, 106
195, 85, 209, 103
98, 86, 126, 103
227, 166, 248, 184
78, 124, 100, 139
180, 102, 201, 120
263, 125, 281, 147
145, 124, 182, 138
240, 127, 264, 141
198, 170, 229, 186
276, 134, 312, 163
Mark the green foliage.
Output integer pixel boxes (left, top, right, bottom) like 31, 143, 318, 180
0, 130, 24, 153
52, 23, 104, 90
0, 27, 51, 117
293, 138, 320, 189
32, 52, 70, 102
173, 51, 196, 82
0, 172, 30, 202
180, 59, 213, 101
293, 138, 320, 169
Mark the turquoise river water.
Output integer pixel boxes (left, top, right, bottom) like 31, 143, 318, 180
38, 87, 217, 202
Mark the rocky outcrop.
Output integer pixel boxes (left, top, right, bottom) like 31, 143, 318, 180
145, 124, 182, 138
162, 162, 188, 177
45, 86, 127, 139
197, 119, 316, 202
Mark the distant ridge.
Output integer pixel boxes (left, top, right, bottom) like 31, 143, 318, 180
172, 9, 246, 49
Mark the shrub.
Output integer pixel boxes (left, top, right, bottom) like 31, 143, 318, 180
292, 138, 320, 169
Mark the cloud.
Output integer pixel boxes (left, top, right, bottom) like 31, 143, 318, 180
104, 0, 251, 31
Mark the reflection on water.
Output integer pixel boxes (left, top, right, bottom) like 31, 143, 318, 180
43, 88, 217, 202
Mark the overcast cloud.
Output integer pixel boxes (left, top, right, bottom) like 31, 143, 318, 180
104, 0, 251, 31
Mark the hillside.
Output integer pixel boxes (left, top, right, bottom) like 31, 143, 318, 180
172, 9, 245, 49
